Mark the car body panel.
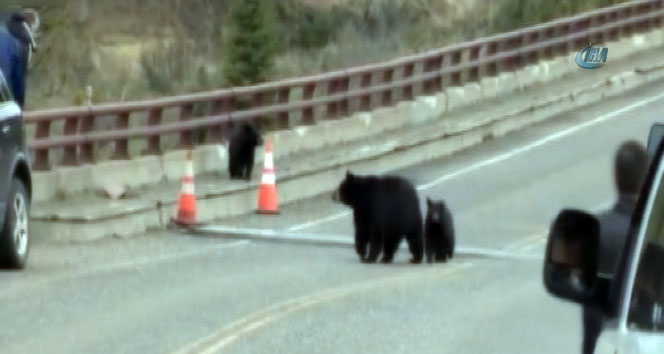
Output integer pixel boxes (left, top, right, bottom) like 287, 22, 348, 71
0, 90, 27, 231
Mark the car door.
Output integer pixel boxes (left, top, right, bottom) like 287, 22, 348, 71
0, 70, 21, 200
595, 128, 664, 353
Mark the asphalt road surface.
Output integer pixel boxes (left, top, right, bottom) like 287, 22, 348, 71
3, 80, 664, 354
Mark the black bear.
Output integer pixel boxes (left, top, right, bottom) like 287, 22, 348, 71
332, 171, 424, 264
425, 198, 455, 263
228, 122, 264, 180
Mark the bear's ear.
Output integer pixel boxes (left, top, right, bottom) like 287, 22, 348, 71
346, 170, 354, 179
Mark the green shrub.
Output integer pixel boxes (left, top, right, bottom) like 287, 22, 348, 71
490, 0, 627, 32
223, 0, 278, 86
140, 41, 193, 94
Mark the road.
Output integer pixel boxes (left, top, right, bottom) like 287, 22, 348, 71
2, 79, 664, 354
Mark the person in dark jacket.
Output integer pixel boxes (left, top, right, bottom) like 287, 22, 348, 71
0, 10, 35, 108
582, 140, 650, 354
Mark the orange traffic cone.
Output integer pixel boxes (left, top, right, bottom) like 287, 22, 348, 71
173, 150, 198, 227
256, 140, 280, 215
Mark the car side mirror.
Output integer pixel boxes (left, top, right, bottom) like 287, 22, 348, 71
543, 209, 600, 305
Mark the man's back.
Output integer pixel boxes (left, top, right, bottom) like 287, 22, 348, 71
597, 195, 637, 276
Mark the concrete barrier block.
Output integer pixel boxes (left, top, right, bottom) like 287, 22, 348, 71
618, 71, 642, 90
446, 83, 481, 112
605, 76, 623, 98
344, 113, 373, 142
427, 93, 446, 120
55, 165, 92, 197
292, 125, 319, 153
515, 64, 541, 89
91, 159, 158, 192
445, 87, 465, 113
162, 149, 189, 182
560, 52, 581, 76
609, 36, 635, 61
412, 96, 438, 126
221, 190, 258, 218
540, 57, 567, 81
461, 130, 483, 149
271, 129, 299, 157
33, 206, 162, 243
465, 83, 482, 104
480, 76, 500, 99
496, 72, 517, 96
632, 33, 648, 51
571, 82, 605, 107
193, 145, 226, 176
32, 171, 57, 202
371, 106, 401, 133
648, 29, 664, 46
397, 100, 417, 125
434, 92, 447, 117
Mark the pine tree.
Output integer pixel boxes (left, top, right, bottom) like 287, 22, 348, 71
224, 0, 278, 86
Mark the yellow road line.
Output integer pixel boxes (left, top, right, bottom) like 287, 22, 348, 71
172, 262, 472, 354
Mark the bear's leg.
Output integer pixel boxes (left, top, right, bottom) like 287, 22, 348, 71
406, 224, 424, 264
244, 150, 255, 181
229, 157, 238, 179
434, 244, 447, 263
380, 233, 400, 263
353, 214, 369, 261
424, 234, 434, 263
364, 227, 382, 263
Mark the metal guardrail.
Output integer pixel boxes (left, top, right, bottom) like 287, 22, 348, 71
24, 0, 664, 171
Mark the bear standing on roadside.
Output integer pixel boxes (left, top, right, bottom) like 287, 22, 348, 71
332, 172, 424, 264
424, 198, 455, 263
228, 122, 263, 181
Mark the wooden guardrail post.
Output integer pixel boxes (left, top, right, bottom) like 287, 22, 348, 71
326, 78, 339, 119
177, 104, 193, 149
381, 68, 394, 106
79, 113, 95, 164
60, 115, 79, 166
402, 62, 415, 101
359, 72, 372, 111
32, 120, 51, 171
276, 87, 291, 129
301, 82, 316, 125
423, 54, 442, 94
338, 76, 350, 117
111, 112, 130, 160
144, 108, 163, 154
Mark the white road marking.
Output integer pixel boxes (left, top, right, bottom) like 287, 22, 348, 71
198, 226, 539, 260
0, 240, 250, 299
80, 240, 251, 275
287, 211, 351, 232
173, 262, 471, 354
288, 91, 664, 232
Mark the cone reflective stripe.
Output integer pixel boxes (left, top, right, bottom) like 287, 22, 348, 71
174, 150, 198, 226
257, 140, 280, 214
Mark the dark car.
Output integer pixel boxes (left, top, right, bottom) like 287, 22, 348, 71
0, 69, 31, 269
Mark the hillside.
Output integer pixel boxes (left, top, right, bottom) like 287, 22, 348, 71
18, 0, 624, 108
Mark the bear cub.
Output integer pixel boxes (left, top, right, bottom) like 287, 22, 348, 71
228, 122, 264, 181
425, 198, 455, 263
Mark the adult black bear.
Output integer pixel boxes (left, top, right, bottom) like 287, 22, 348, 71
228, 122, 263, 180
425, 198, 455, 263
332, 172, 424, 264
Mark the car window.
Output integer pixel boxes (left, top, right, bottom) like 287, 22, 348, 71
627, 176, 664, 331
